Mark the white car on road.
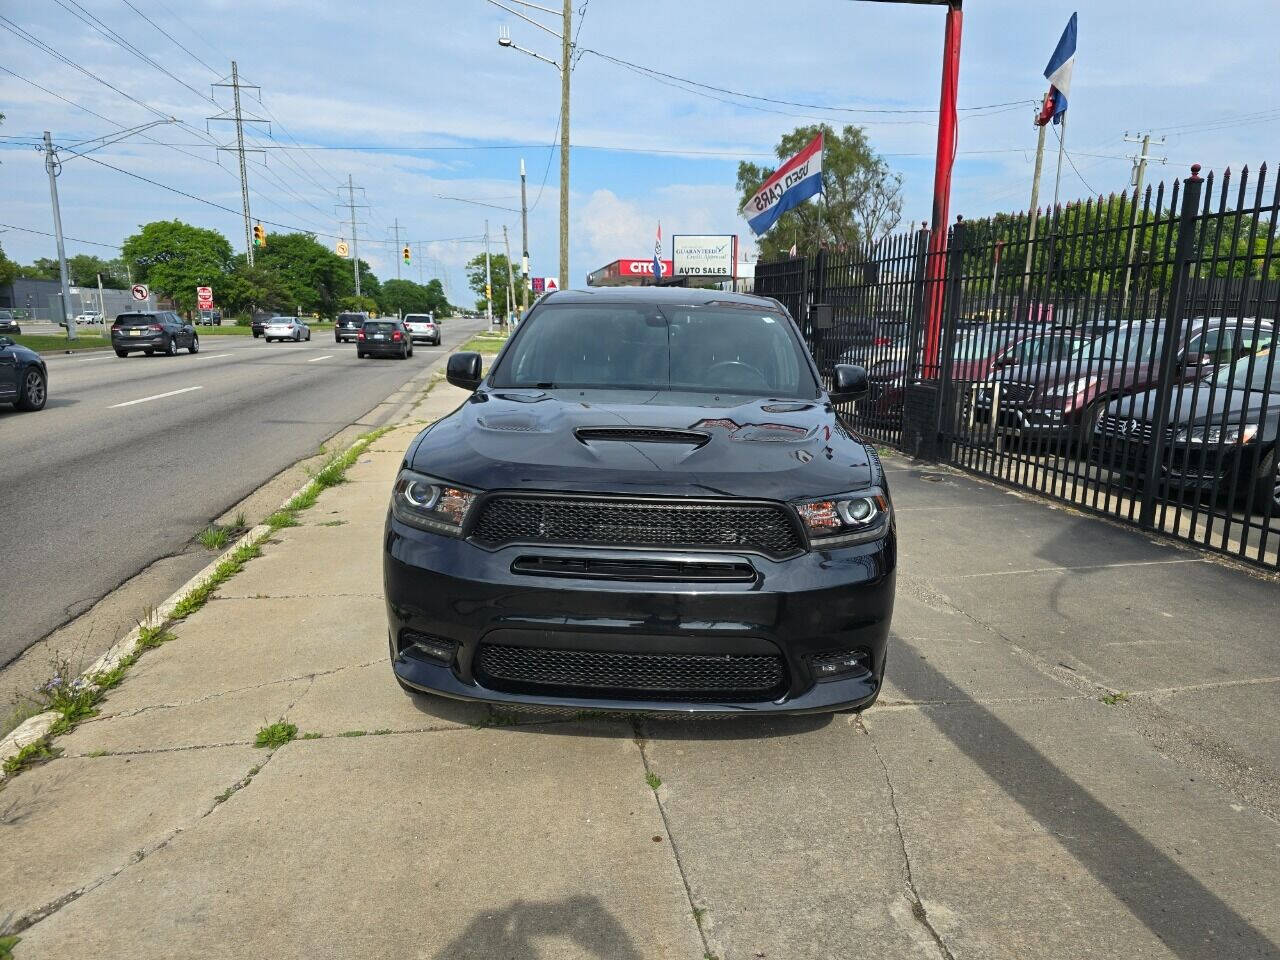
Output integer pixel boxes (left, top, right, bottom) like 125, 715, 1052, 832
403, 314, 440, 345
75, 312, 104, 325
263, 316, 311, 342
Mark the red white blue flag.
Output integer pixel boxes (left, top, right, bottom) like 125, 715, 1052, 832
653, 222, 664, 280
740, 132, 824, 237
1037, 13, 1077, 126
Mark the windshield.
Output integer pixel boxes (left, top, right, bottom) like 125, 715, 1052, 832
1214, 349, 1278, 393
952, 328, 1015, 361
491, 302, 818, 398
1078, 326, 1164, 363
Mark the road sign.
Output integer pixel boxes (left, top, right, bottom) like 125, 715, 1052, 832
197, 286, 214, 308
673, 235, 735, 277
532, 277, 559, 293
336, 240, 350, 257
130, 284, 149, 301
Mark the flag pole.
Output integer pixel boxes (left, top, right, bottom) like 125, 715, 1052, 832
1051, 115, 1068, 211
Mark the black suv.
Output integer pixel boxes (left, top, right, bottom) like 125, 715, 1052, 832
383, 287, 895, 715
110, 311, 199, 357
335, 312, 368, 343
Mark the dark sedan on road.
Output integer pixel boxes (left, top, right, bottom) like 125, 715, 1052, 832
1094, 348, 1280, 514
111, 311, 199, 357
0, 336, 47, 411
384, 287, 895, 714
0, 311, 21, 335
357, 319, 413, 359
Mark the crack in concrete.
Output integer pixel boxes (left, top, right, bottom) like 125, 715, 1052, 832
630, 722, 716, 960
86, 658, 385, 722
9, 744, 282, 937
857, 715, 956, 960
876, 693, 1093, 709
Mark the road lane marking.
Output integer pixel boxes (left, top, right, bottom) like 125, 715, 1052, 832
109, 385, 203, 408
75, 354, 112, 362
306, 354, 334, 362
190, 353, 233, 361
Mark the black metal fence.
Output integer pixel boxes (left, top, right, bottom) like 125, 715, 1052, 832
755, 164, 1280, 571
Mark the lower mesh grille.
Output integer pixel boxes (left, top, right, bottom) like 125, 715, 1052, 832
475, 644, 787, 702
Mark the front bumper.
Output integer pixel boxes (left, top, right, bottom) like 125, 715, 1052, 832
384, 516, 896, 714
971, 401, 1077, 440
1090, 437, 1261, 492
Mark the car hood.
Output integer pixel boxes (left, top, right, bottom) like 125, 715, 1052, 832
407, 388, 875, 500
1110, 383, 1280, 431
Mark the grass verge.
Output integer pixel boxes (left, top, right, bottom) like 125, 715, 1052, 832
10, 333, 110, 355
458, 334, 507, 355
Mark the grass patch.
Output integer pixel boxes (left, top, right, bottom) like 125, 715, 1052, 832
3, 738, 60, 775
302, 732, 323, 740
10, 333, 109, 355
261, 426, 393, 533
318, 519, 347, 527
458, 334, 507, 355
136, 624, 174, 649
197, 525, 232, 550
254, 721, 297, 748
645, 771, 662, 791
265, 509, 300, 530
171, 540, 263, 619
1099, 691, 1131, 705
692, 907, 707, 929
0, 933, 22, 959
90, 652, 138, 691
338, 729, 367, 738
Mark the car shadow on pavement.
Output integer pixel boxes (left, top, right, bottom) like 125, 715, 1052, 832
431, 895, 644, 960
888, 650, 1277, 959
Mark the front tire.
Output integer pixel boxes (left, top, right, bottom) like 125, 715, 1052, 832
115, 349, 128, 358
1251, 450, 1279, 516
16, 367, 47, 411
188, 335, 199, 354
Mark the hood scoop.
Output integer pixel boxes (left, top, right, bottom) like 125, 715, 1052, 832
574, 426, 710, 447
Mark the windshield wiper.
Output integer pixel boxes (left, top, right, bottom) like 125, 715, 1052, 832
534, 381, 557, 389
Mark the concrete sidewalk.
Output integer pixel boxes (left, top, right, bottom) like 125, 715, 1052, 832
2, 389, 1277, 959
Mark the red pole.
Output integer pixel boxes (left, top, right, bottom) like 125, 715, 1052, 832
921, 0, 963, 379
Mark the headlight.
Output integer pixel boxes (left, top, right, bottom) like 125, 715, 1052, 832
1176, 424, 1258, 445
391, 469, 478, 535
794, 488, 893, 547
1046, 376, 1098, 398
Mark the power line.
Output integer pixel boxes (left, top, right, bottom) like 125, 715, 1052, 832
1052, 123, 1098, 196
118, 0, 220, 75
0, 221, 122, 250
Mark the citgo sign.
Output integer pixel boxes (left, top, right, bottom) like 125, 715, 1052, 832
616, 259, 674, 277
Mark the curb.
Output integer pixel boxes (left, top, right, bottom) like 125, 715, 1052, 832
0, 425, 396, 779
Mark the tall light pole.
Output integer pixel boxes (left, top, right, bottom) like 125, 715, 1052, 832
492, 0, 572, 287
484, 220, 493, 323
860, 0, 963, 379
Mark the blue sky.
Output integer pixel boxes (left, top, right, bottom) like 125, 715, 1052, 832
3, 0, 1277, 302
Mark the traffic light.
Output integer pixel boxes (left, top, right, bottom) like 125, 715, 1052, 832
402, 245, 411, 266
253, 223, 265, 248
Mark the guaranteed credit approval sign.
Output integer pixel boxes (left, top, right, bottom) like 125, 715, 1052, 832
740, 132, 824, 236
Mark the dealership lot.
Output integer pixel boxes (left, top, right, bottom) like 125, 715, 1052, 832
3, 383, 1276, 959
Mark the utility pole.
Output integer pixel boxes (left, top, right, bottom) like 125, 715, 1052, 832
415, 242, 424, 285
559, 0, 571, 288
484, 220, 493, 324
503, 225, 517, 328
96, 272, 105, 321
1022, 113, 1048, 301
42, 131, 75, 339
393, 217, 402, 282
492, 0, 571, 288
210, 62, 265, 266
340, 175, 368, 300
520, 157, 530, 313
1122, 132, 1166, 301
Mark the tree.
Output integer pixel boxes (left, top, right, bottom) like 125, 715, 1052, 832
465, 253, 518, 315
0, 243, 18, 287
255, 232, 354, 316
737, 124, 903, 261
379, 278, 452, 317
67, 254, 126, 287
122, 221, 234, 310
17, 258, 61, 280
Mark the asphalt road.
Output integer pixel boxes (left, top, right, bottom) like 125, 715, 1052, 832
0, 317, 487, 665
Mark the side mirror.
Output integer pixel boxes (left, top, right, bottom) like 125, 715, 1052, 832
830, 363, 868, 403
446, 351, 484, 391
1182, 352, 1213, 368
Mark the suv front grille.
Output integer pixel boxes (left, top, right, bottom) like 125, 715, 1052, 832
470, 496, 804, 557
475, 644, 787, 701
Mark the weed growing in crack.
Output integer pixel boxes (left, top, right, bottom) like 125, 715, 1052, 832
338, 729, 367, 738
1100, 691, 1131, 705
371, 729, 392, 736
90, 652, 138, 691
232, 511, 247, 529
254, 721, 298, 749
646, 771, 662, 791
172, 541, 264, 619
0, 932, 20, 960
197, 525, 232, 550
318, 519, 347, 527
86, 749, 111, 758
3, 738, 60, 775
301, 732, 323, 740
136, 625, 174, 650
266, 509, 300, 530
692, 907, 707, 929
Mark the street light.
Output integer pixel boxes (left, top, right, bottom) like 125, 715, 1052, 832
488, 0, 571, 289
